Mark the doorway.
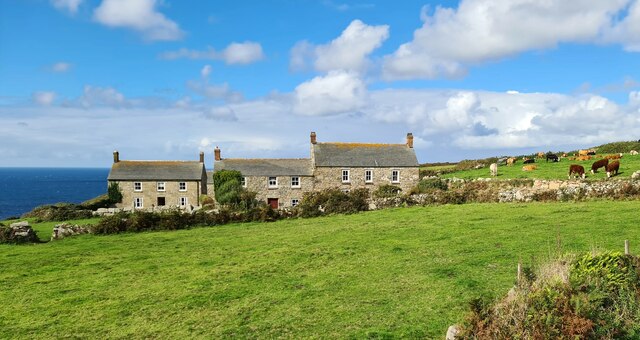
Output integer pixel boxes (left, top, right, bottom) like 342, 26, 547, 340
267, 198, 278, 209
157, 197, 166, 206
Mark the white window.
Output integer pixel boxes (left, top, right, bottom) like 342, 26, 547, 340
291, 199, 299, 207
179, 182, 187, 191
291, 176, 300, 188
179, 197, 188, 206
342, 169, 350, 183
268, 177, 278, 188
241, 177, 247, 188
134, 197, 143, 209
157, 182, 165, 192
365, 170, 373, 183
391, 170, 400, 183
134, 182, 142, 192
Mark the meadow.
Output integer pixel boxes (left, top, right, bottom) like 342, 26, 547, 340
2, 201, 640, 338
438, 153, 640, 180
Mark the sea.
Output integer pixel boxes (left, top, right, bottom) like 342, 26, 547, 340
0, 168, 110, 220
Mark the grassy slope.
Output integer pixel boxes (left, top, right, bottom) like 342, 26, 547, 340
2, 201, 640, 338
441, 153, 640, 180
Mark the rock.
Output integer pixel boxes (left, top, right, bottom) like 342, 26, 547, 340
2, 221, 39, 243
51, 223, 91, 240
632, 171, 640, 179
446, 325, 460, 340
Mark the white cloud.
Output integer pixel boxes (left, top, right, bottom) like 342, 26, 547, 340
64, 85, 128, 108
93, 0, 183, 41
604, 0, 640, 51
201, 65, 212, 79
290, 20, 389, 73
51, 62, 72, 73
32, 91, 56, 106
383, 0, 631, 80
50, 0, 82, 14
159, 42, 265, 65
202, 106, 238, 121
292, 70, 366, 116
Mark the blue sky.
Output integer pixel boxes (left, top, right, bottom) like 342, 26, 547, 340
2, 0, 640, 167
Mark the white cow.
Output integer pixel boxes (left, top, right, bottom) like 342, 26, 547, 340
490, 163, 498, 177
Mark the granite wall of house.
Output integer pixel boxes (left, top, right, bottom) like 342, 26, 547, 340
111, 180, 202, 209
312, 167, 419, 194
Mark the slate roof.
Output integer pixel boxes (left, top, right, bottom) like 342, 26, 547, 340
214, 159, 313, 176
312, 143, 419, 167
108, 161, 205, 181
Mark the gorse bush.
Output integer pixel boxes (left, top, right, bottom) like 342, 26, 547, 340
297, 188, 369, 217
460, 252, 640, 339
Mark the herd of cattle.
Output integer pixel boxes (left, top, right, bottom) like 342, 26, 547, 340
490, 149, 637, 179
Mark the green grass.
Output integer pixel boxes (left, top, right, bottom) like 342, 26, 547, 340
3, 217, 102, 242
2, 201, 640, 338
442, 154, 640, 180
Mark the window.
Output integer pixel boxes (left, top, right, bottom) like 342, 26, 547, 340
157, 197, 165, 206
291, 176, 300, 188
268, 177, 278, 188
134, 197, 143, 209
342, 169, 350, 183
365, 170, 373, 183
179, 182, 187, 191
134, 182, 142, 192
241, 177, 246, 188
179, 197, 188, 206
391, 170, 400, 183
291, 199, 299, 207
157, 182, 165, 192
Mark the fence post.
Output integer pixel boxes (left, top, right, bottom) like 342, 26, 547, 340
625, 240, 630, 255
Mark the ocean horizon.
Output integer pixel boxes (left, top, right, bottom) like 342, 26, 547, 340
0, 167, 110, 220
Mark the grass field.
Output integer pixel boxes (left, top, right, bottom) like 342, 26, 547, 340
441, 153, 640, 180
2, 201, 640, 338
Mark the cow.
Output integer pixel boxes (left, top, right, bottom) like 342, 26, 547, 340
522, 165, 537, 171
537, 152, 545, 159
630, 150, 639, 155
568, 164, 586, 179
497, 157, 508, 165
507, 157, 517, 166
523, 158, 535, 164
546, 154, 559, 162
490, 163, 498, 177
576, 155, 592, 161
587, 150, 596, 156
604, 154, 622, 160
591, 159, 609, 174
578, 149, 589, 156
606, 161, 620, 178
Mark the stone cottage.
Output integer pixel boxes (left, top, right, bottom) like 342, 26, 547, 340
211, 132, 420, 208
107, 151, 207, 210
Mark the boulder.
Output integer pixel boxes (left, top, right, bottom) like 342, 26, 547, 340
446, 325, 460, 340
632, 171, 640, 179
51, 223, 91, 240
0, 221, 39, 243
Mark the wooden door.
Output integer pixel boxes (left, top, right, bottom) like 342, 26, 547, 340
267, 198, 278, 209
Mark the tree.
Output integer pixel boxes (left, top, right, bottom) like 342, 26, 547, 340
107, 182, 123, 204
213, 170, 243, 206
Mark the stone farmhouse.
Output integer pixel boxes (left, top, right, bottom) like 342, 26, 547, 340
107, 151, 208, 210
209, 132, 420, 209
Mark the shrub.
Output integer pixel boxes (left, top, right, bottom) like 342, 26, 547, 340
373, 184, 402, 198
107, 182, 123, 204
80, 194, 112, 210
22, 203, 93, 222
412, 178, 448, 194
92, 213, 129, 234
213, 170, 243, 206
297, 188, 369, 217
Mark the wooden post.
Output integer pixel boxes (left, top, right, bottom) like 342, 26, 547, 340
625, 240, 630, 255
517, 262, 522, 284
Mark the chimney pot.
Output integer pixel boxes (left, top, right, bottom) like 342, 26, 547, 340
113, 150, 119, 163
310, 131, 317, 144
199, 151, 205, 163
214, 146, 221, 161
406, 133, 414, 148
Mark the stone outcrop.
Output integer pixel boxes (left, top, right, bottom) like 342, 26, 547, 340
51, 223, 92, 240
446, 325, 460, 340
0, 221, 39, 243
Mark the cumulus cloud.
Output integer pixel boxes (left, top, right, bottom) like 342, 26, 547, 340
62, 85, 128, 108
383, 0, 631, 80
159, 42, 264, 65
32, 91, 56, 106
50, 62, 72, 73
50, 0, 82, 14
93, 0, 183, 41
292, 70, 366, 116
202, 106, 238, 121
604, 0, 640, 51
290, 20, 389, 73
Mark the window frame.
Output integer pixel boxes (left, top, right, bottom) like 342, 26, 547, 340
134, 197, 143, 209
391, 170, 400, 183
291, 176, 300, 188
341, 169, 350, 183
241, 177, 247, 188
291, 199, 299, 207
157, 182, 166, 192
133, 182, 142, 192
178, 182, 187, 192
179, 197, 188, 206
365, 169, 373, 183
268, 176, 278, 188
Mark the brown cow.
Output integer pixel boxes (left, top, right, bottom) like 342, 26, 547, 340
507, 157, 517, 166
536, 152, 544, 159
522, 165, 537, 171
568, 164, 585, 179
604, 154, 622, 160
576, 155, 592, 161
606, 161, 620, 178
591, 159, 608, 174
578, 150, 589, 156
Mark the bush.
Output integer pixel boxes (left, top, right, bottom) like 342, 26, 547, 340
107, 182, 123, 204
412, 178, 448, 194
297, 188, 369, 218
80, 194, 112, 210
213, 170, 243, 206
373, 184, 402, 198
22, 203, 93, 222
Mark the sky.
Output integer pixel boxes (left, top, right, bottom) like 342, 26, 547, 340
2, 0, 640, 167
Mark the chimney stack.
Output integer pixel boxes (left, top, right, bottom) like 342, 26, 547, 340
406, 133, 414, 148
199, 151, 205, 163
310, 131, 317, 144
214, 146, 221, 161
113, 150, 119, 163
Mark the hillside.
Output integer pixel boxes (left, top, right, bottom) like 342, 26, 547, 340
2, 201, 640, 338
